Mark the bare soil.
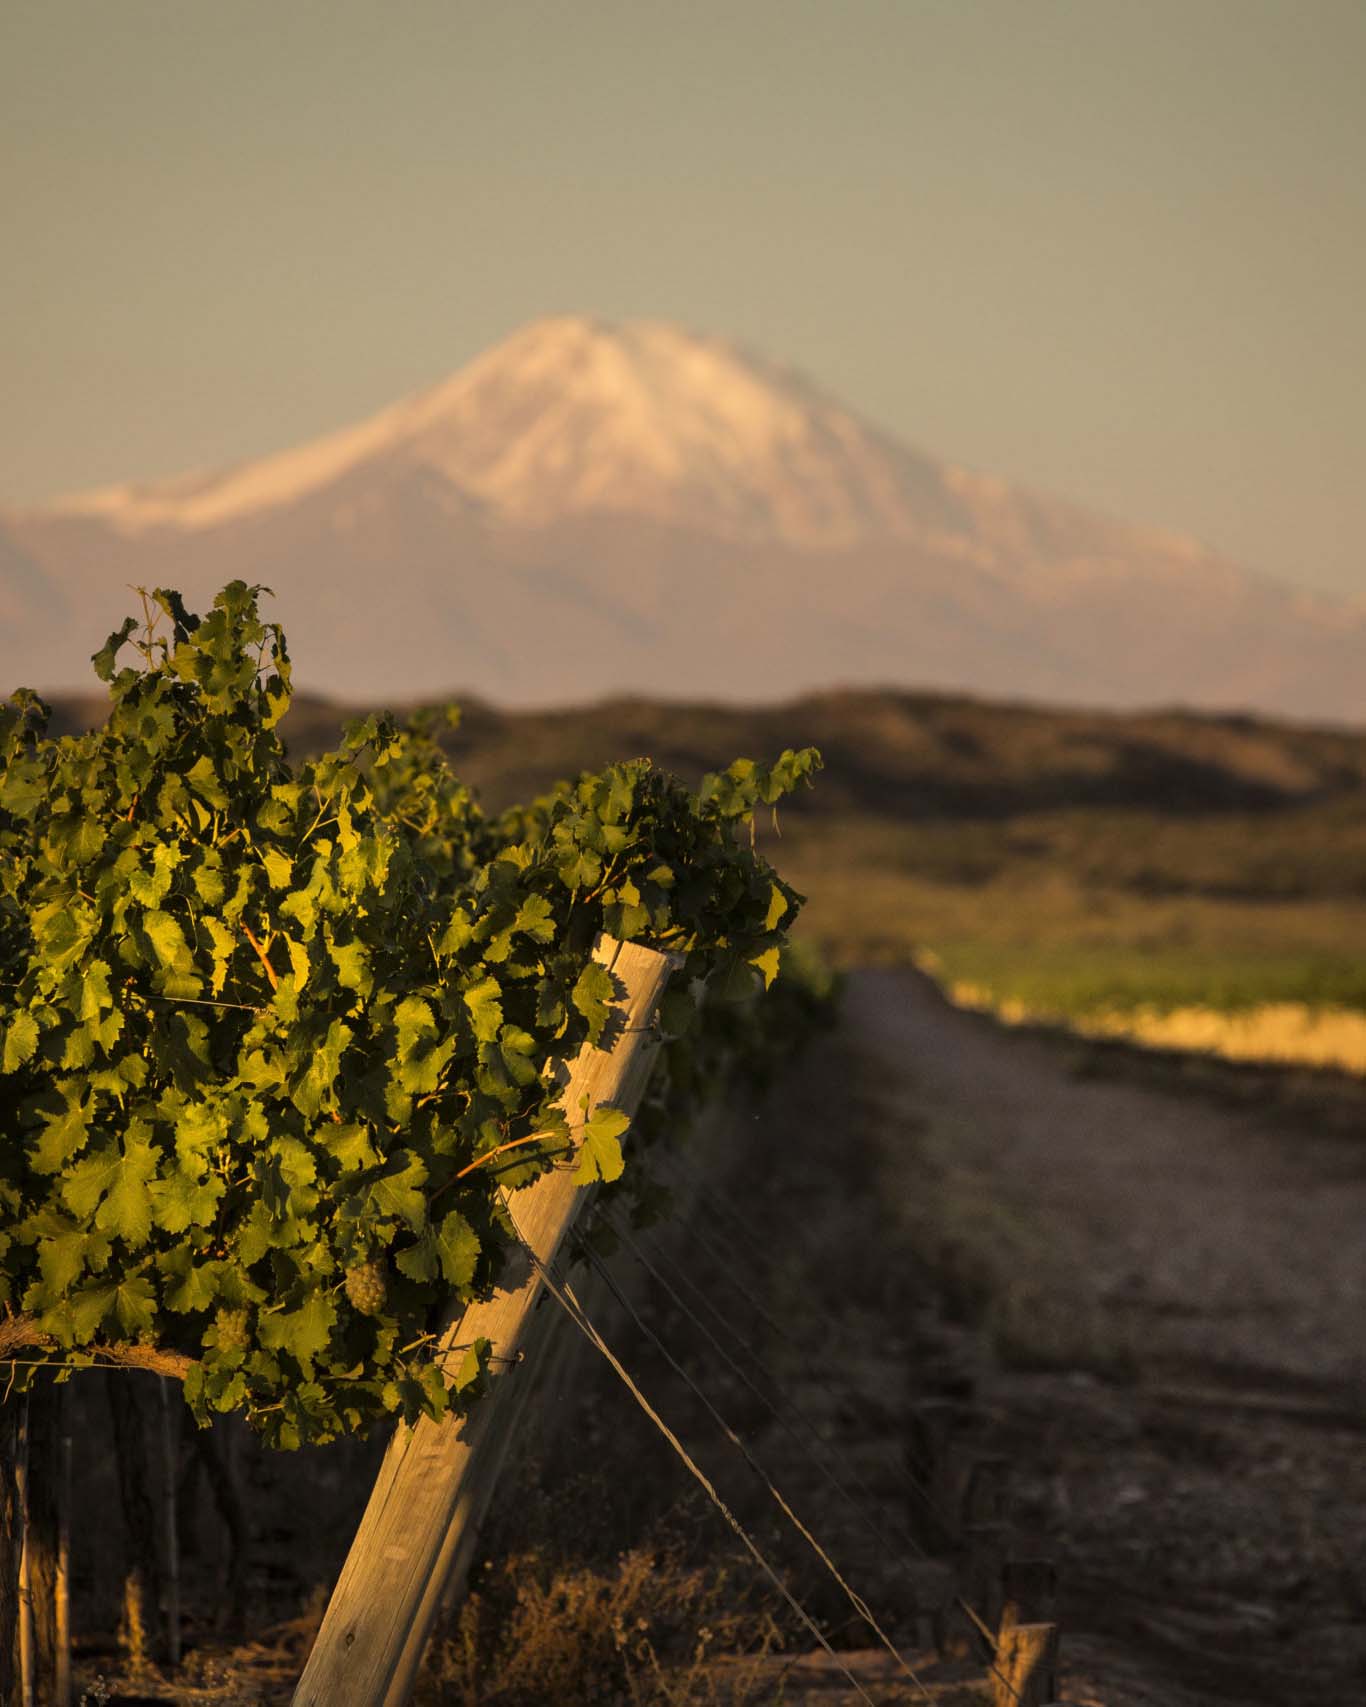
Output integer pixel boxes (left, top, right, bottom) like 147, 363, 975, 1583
835, 968, 1366, 1704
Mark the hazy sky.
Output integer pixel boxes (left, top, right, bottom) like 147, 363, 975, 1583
3, 0, 1363, 597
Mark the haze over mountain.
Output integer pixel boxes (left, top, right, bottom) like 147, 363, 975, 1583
4, 316, 1362, 721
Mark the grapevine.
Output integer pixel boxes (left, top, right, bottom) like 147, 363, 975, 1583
0, 583, 821, 1446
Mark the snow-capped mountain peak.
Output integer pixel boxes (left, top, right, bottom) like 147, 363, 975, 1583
44, 316, 960, 549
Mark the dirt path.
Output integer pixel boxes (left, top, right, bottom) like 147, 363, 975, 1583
843, 969, 1366, 1703
849, 969, 1366, 1392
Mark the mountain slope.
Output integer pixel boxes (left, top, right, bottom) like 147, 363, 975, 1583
4, 316, 1362, 720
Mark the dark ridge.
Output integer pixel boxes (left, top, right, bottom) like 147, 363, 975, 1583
38, 685, 1366, 824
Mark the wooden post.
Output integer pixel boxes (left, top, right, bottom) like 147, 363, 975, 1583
958, 1454, 1013, 1652
999, 1557, 1057, 1634
158, 1378, 181, 1668
20, 1384, 63, 1707
293, 936, 677, 1707
181, 1418, 248, 1634
905, 1398, 966, 1549
54, 1432, 71, 1707
960, 1522, 1009, 1651
16, 1400, 33, 1707
0, 1402, 21, 1707
962, 1456, 1012, 1528
991, 1620, 1059, 1707
105, 1375, 162, 1668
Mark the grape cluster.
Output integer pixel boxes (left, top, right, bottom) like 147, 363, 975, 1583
344, 1259, 388, 1316
214, 1307, 250, 1353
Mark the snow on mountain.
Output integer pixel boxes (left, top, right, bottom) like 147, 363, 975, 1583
43, 317, 971, 550
4, 316, 1363, 721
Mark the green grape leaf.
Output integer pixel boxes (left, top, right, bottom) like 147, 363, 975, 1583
326, 1123, 379, 1174
33, 1101, 91, 1174
160, 1247, 218, 1313
749, 946, 782, 990
149, 1168, 223, 1234
765, 883, 789, 932
36, 1225, 94, 1294
258, 1294, 336, 1369
370, 1154, 428, 1228
511, 894, 556, 942
462, 976, 503, 1044
573, 1104, 631, 1184
142, 910, 191, 970
89, 1133, 160, 1247
261, 848, 293, 889
186, 753, 229, 810
2, 1013, 40, 1074
454, 1339, 488, 1393
92, 618, 138, 682
112, 1276, 158, 1338
435, 1210, 481, 1287
328, 939, 373, 998
284, 936, 310, 991
70, 1277, 157, 1341
571, 961, 616, 1046
291, 1019, 352, 1118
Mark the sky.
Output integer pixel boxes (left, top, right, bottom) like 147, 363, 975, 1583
3, 0, 1363, 598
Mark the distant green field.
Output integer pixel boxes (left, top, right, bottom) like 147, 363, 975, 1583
918, 937, 1366, 1019
772, 807, 1366, 993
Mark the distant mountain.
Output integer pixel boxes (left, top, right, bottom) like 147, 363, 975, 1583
4, 316, 1362, 721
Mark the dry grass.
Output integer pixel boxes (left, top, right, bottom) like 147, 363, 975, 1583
417, 1546, 787, 1707
944, 985, 1366, 1074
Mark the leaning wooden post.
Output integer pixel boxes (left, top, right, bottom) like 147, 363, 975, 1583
293, 935, 678, 1707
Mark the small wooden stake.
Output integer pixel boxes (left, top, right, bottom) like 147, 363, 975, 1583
906, 1398, 959, 1481
106, 1374, 164, 1666
17, 1399, 34, 1707
19, 1381, 65, 1707
159, 1378, 181, 1668
55, 1432, 71, 1707
960, 1520, 1009, 1643
293, 936, 677, 1707
999, 1557, 1057, 1634
962, 1455, 1012, 1527
991, 1619, 1059, 1707
905, 1398, 967, 1546
0, 1403, 22, 1707
957, 1454, 1014, 1653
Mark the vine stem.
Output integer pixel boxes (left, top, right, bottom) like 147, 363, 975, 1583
427, 1131, 571, 1210
0, 1317, 194, 1382
240, 921, 279, 991
452, 1131, 568, 1180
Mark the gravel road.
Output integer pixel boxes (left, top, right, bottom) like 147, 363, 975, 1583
837, 969, 1366, 1704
